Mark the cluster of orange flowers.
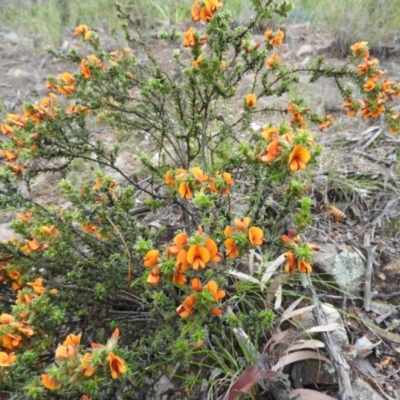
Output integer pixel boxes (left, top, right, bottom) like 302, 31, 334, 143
224, 217, 264, 259
165, 167, 234, 199
343, 42, 400, 133
191, 0, 223, 23
41, 329, 127, 391
281, 231, 318, 274
0, 313, 34, 367
176, 278, 225, 318
183, 26, 208, 48
264, 28, 285, 48
258, 125, 314, 172
144, 227, 221, 286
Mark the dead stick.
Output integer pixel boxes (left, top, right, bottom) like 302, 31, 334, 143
304, 276, 354, 400
363, 245, 376, 312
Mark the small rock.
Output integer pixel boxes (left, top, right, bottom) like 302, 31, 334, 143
296, 44, 314, 57
352, 378, 385, 400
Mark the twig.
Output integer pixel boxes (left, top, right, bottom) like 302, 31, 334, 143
303, 276, 354, 400
106, 216, 132, 287
363, 239, 377, 312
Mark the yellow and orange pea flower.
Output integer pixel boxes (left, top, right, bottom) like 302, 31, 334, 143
179, 182, 193, 199
187, 244, 210, 270
183, 27, 196, 47
342, 97, 358, 116
288, 145, 311, 171
259, 140, 280, 163
55, 343, 78, 359
147, 267, 161, 285
6, 163, 28, 179
192, 54, 204, 68
0, 352, 16, 367
177, 293, 196, 318
143, 249, 159, 267
357, 58, 379, 77
81, 352, 97, 377
109, 352, 127, 379
235, 217, 250, 231
74, 24, 89, 36
281, 231, 300, 245
63, 332, 82, 346
82, 221, 98, 234
20, 238, 41, 253
39, 225, 60, 237
246, 93, 257, 107
42, 373, 62, 390
284, 251, 297, 274
350, 41, 369, 59
191, 0, 223, 23
264, 28, 284, 47
167, 232, 188, 256
8, 269, 21, 281
0, 313, 15, 324
363, 75, 379, 92
248, 226, 264, 246
224, 238, 240, 259
27, 278, 46, 295
204, 280, 226, 315
266, 53, 283, 68
81, 55, 104, 79
1, 150, 18, 162
319, 115, 334, 131
1, 332, 23, 350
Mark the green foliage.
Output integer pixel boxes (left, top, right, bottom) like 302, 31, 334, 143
0, 1, 398, 399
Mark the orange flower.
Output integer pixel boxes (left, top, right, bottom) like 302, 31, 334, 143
363, 76, 378, 92
167, 232, 188, 256
0, 352, 16, 367
0, 313, 15, 324
1, 150, 17, 161
235, 217, 250, 231
259, 140, 279, 163
187, 244, 210, 270
179, 182, 193, 199
298, 260, 312, 273
191, 167, 209, 183
261, 127, 279, 142
281, 231, 300, 245
177, 294, 196, 318
191, 277, 203, 292
109, 353, 126, 378
147, 267, 161, 285
143, 249, 159, 267
266, 54, 282, 68
224, 238, 240, 259
82, 221, 98, 234
288, 145, 311, 171
224, 225, 235, 237
63, 332, 82, 346
183, 27, 196, 47
56, 344, 77, 359
284, 251, 296, 273
1, 123, 13, 136
27, 278, 46, 295
192, 55, 204, 68
246, 93, 257, 107
74, 24, 89, 36
165, 170, 175, 186
172, 272, 187, 285
81, 352, 97, 377
248, 226, 264, 246
175, 249, 190, 273
342, 97, 357, 116
204, 280, 225, 315
21, 239, 41, 253
270, 29, 284, 47
350, 41, 369, 59
319, 115, 333, 131
2, 333, 23, 349
80, 59, 92, 79
223, 172, 234, 186
42, 373, 62, 390
8, 269, 21, 281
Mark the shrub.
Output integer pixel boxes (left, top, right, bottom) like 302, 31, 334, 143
0, 1, 399, 398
